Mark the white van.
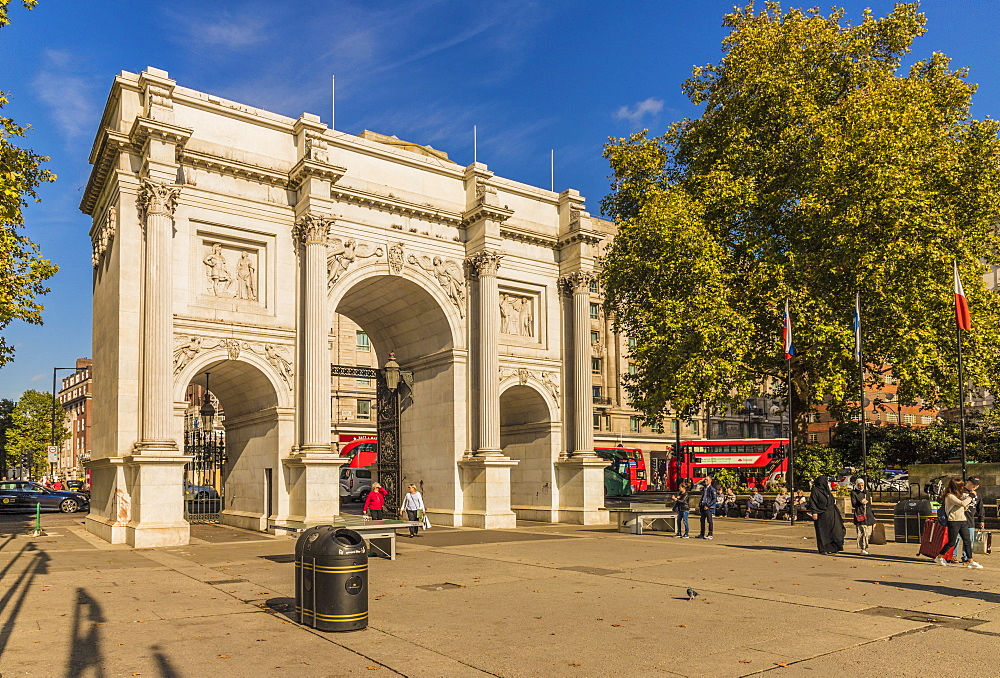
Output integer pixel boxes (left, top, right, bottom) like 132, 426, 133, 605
339, 468, 372, 502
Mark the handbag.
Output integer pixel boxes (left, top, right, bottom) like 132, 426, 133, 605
869, 523, 887, 546
974, 531, 992, 556
855, 513, 866, 523
422, 514, 431, 530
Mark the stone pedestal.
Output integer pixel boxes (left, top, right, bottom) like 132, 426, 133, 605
283, 454, 349, 524
84, 457, 129, 545
459, 455, 518, 528
123, 453, 191, 548
555, 456, 610, 525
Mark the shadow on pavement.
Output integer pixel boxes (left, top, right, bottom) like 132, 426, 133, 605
857, 580, 1000, 603
0, 543, 50, 658
265, 596, 298, 623
65, 588, 106, 678
152, 644, 183, 678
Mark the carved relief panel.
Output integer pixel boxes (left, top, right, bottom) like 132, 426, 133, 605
191, 224, 270, 312
498, 285, 543, 345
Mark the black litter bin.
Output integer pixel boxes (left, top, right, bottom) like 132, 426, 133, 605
295, 526, 368, 631
893, 499, 933, 544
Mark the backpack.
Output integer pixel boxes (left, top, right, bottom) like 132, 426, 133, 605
937, 502, 949, 527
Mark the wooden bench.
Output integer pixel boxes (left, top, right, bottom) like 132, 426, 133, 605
269, 516, 422, 560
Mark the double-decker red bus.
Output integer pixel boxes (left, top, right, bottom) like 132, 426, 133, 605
595, 447, 648, 493
666, 439, 788, 491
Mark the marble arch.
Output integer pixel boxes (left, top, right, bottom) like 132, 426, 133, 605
81, 67, 609, 547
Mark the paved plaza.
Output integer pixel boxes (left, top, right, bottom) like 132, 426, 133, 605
0, 512, 998, 677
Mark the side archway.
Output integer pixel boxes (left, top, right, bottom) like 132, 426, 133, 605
173, 354, 291, 531
500, 383, 561, 522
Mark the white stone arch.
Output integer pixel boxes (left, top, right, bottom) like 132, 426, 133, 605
328, 258, 467, 357
173, 347, 293, 411
499, 374, 560, 421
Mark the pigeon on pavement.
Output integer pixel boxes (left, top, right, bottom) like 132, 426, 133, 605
686, 588, 698, 601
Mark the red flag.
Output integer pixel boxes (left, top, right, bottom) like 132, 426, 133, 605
954, 260, 972, 331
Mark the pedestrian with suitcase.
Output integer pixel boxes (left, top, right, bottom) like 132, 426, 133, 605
935, 478, 982, 568
850, 479, 875, 555
965, 477, 986, 560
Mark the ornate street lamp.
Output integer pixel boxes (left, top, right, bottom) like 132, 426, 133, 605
383, 353, 401, 392
200, 372, 216, 429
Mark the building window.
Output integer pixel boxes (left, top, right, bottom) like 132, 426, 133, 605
629, 416, 640, 433
628, 363, 637, 376
921, 416, 933, 424
627, 336, 636, 348
591, 357, 602, 374
356, 331, 370, 352
356, 400, 371, 420
903, 413, 916, 424
690, 420, 699, 435
808, 433, 819, 443
886, 412, 899, 423
670, 420, 679, 434
592, 386, 602, 399
589, 303, 599, 319
589, 279, 599, 294
593, 414, 602, 430
590, 330, 600, 344
356, 377, 371, 386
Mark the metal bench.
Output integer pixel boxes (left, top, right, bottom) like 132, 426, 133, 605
609, 505, 678, 535
269, 516, 422, 560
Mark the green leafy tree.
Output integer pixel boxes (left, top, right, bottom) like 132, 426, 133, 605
713, 468, 739, 490
601, 2, 1000, 448
7, 389, 65, 476
1, 0, 57, 367
0, 398, 14, 470
792, 445, 843, 490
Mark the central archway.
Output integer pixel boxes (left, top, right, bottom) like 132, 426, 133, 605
331, 266, 466, 525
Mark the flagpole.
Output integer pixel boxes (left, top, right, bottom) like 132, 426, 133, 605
857, 292, 868, 484
957, 324, 968, 480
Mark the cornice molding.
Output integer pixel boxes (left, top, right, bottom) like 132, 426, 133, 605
557, 230, 604, 249
461, 202, 514, 229
177, 146, 288, 187
288, 157, 346, 190
80, 129, 132, 215
500, 224, 557, 248
330, 185, 463, 227
128, 117, 192, 150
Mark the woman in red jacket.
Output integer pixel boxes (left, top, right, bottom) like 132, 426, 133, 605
363, 482, 388, 521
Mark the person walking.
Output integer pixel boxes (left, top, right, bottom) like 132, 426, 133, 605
363, 482, 388, 521
696, 476, 718, 540
401, 484, 425, 538
672, 482, 691, 538
935, 478, 981, 568
850, 478, 875, 555
807, 476, 845, 555
965, 476, 986, 562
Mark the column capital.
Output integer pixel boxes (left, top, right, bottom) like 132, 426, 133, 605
137, 180, 180, 221
467, 251, 503, 278
559, 270, 597, 296
292, 213, 332, 246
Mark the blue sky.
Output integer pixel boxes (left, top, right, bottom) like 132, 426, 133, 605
1, 0, 998, 399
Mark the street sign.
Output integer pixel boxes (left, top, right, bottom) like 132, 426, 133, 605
47, 445, 59, 463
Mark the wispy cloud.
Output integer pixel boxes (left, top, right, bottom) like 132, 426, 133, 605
30, 373, 45, 383
172, 11, 267, 50
32, 49, 100, 142
614, 97, 665, 127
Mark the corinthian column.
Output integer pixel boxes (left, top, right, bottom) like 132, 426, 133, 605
561, 271, 598, 457
136, 180, 181, 452
293, 214, 332, 453
469, 251, 504, 455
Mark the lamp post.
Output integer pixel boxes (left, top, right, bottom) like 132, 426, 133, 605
50, 366, 80, 480
199, 372, 216, 430
745, 399, 754, 438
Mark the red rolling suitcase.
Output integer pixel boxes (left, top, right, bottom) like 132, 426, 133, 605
918, 517, 955, 560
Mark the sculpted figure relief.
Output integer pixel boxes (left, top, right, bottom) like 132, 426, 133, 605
236, 251, 258, 301
264, 344, 294, 389
409, 254, 467, 317
328, 238, 384, 286
500, 294, 533, 337
173, 336, 202, 373
203, 243, 233, 297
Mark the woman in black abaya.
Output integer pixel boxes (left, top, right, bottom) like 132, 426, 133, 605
806, 476, 845, 555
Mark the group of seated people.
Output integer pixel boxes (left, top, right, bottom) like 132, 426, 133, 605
711, 486, 808, 519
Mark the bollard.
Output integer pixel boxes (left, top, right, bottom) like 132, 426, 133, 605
32, 502, 45, 537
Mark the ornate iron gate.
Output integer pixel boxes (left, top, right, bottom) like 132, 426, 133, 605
183, 425, 226, 523
331, 364, 402, 514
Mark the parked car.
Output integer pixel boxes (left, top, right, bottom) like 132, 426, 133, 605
184, 482, 220, 501
0, 481, 89, 513
339, 468, 372, 503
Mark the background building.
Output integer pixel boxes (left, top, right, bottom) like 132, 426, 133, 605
57, 358, 92, 479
